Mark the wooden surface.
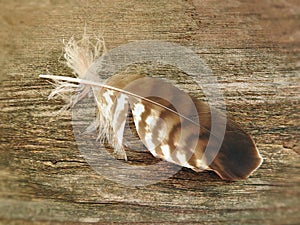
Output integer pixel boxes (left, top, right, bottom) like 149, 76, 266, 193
0, 0, 299, 224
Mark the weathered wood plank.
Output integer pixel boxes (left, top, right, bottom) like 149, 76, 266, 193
0, 0, 299, 224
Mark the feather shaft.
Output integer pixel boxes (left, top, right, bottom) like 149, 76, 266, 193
39, 74, 201, 127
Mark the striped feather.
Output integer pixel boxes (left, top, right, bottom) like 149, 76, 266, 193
40, 73, 263, 180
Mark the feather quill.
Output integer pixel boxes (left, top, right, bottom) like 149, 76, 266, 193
40, 32, 263, 180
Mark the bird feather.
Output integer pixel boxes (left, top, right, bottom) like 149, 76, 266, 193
40, 32, 263, 180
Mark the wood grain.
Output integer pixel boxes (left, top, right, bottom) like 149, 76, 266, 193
0, 0, 299, 224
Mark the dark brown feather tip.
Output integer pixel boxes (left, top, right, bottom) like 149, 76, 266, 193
208, 123, 263, 180
190, 99, 263, 180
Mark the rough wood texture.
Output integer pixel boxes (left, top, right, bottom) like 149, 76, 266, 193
0, 0, 299, 224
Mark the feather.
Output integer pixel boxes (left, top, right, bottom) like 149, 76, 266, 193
40, 33, 263, 181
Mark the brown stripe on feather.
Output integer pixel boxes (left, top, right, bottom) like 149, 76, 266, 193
137, 99, 180, 158
188, 133, 209, 170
